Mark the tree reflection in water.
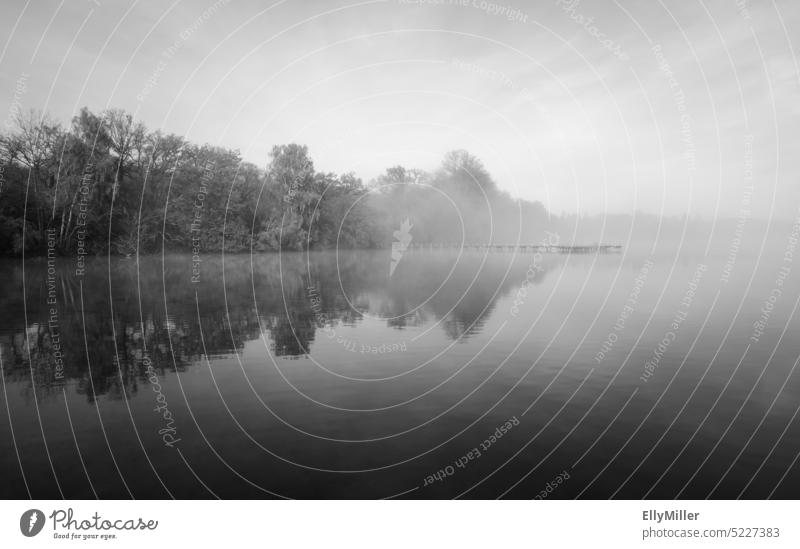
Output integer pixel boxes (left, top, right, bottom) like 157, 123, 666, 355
0, 250, 553, 403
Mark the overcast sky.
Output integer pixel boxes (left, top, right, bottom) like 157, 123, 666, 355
1, 0, 798, 218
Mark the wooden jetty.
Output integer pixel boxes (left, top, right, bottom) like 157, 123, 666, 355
406, 242, 622, 254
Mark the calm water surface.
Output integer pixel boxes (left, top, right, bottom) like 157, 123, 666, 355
1, 248, 799, 498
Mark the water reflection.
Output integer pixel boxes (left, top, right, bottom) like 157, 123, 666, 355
0, 250, 553, 403
3, 248, 800, 499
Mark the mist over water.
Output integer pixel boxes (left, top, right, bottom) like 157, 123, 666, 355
2, 231, 798, 498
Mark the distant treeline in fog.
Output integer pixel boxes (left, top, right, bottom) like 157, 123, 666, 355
0, 107, 550, 256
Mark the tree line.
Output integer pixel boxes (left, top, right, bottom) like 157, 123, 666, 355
0, 107, 549, 256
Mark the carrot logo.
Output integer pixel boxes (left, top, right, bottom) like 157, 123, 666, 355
20, 509, 45, 537
390, 218, 413, 277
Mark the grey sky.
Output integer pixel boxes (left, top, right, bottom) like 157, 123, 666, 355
1, 0, 798, 218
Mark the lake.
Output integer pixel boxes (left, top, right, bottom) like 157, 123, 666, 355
1, 245, 799, 499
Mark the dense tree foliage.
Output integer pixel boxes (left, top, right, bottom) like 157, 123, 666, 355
0, 107, 548, 256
